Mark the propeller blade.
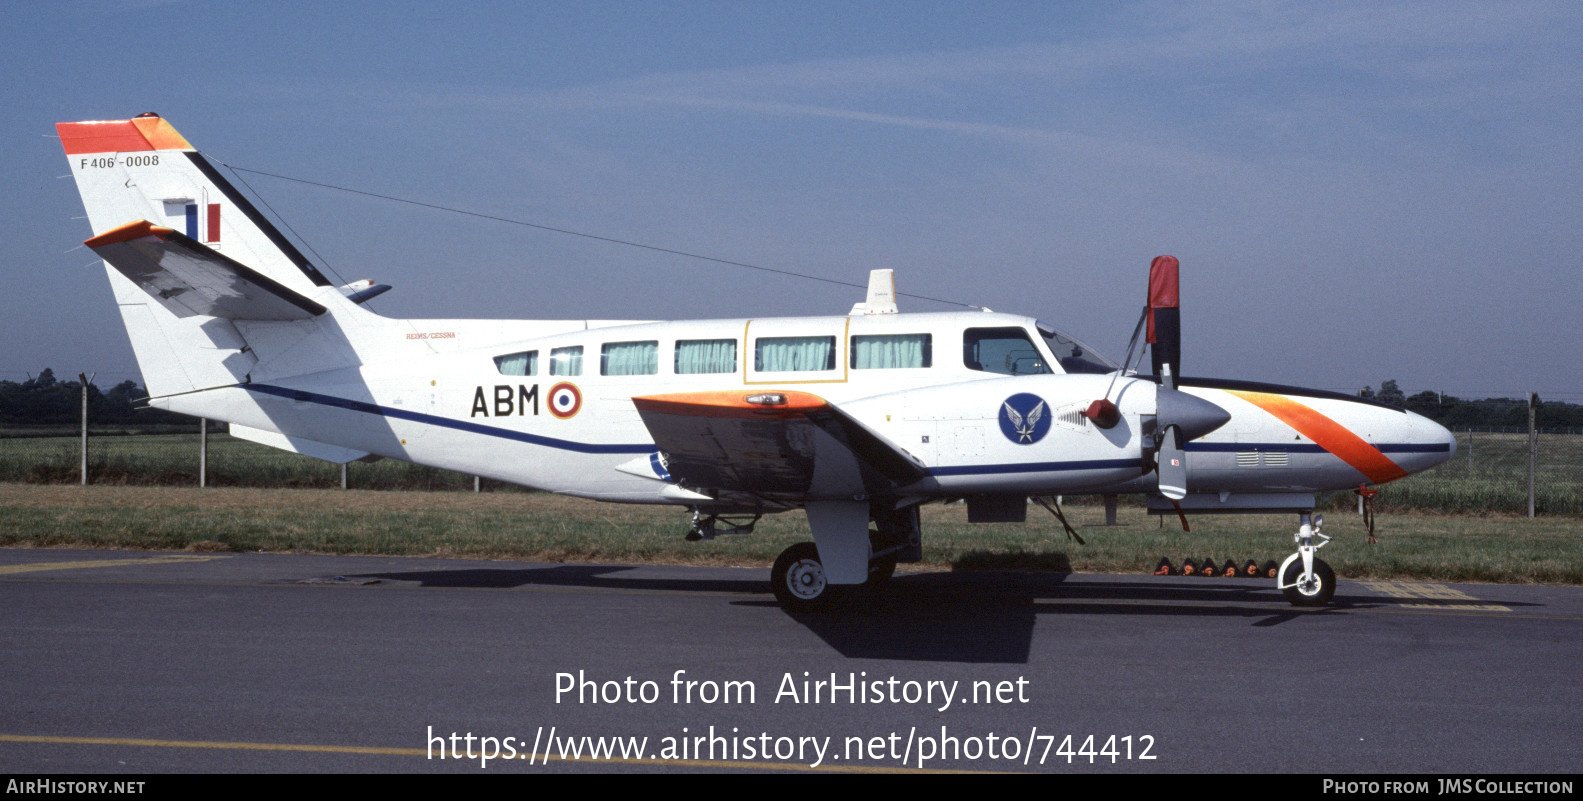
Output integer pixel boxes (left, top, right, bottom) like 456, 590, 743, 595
1158, 425, 1188, 500
1147, 255, 1180, 389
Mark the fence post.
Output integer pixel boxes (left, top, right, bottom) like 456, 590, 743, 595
341, 462, 348, 490
78, 373, 90, 486
1528, 393, 1539, 518
199, 418, 208, 488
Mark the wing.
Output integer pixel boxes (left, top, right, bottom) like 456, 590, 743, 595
1026, 401, 1045, 428
85, 220, 325, 321
631, 390, 929, 510
1003, 401, 1023, 428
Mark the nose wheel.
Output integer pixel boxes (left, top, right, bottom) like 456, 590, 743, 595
1277, 513, 1336, 607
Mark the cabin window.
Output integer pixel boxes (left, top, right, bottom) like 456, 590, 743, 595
755, 335, 836, 372
675, 338, 737, 374
601, 340, 658, 376
494, 350, 537, 376
550, 345, 583, 376
963, 327, 1049, 376
851, 333, 931, 369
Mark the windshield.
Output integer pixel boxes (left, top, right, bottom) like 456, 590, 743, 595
1036, 321, 1119, 375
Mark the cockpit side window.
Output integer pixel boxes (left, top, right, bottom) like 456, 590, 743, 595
963, 327, 1050, 376
1036, 322, 1119, 375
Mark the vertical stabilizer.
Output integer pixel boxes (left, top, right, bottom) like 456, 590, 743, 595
58, 114, 332, 298
58, 114, 357, 397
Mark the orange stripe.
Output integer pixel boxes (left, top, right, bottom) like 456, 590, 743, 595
1227, 391, 1409, 484
631, 390, 827, 419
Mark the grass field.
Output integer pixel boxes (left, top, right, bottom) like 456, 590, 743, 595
1, 430, 1577, 585
0, 431, 511, 491
1, 483, 1578, 585
3, 430, 1580, 513
1362, 430, 1583, 515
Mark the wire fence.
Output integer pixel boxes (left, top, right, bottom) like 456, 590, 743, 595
4, 391, 1583, 516
1356, 429, 1583, 516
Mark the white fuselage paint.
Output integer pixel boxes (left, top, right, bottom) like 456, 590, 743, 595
153, 309, 1455, 505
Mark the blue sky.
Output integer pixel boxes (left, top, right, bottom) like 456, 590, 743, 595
6, 1, 1580, 399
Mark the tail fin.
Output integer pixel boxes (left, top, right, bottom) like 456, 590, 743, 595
58, 114, 333, 297
59, 114, 357, 397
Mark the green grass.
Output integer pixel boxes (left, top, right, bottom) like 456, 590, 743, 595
0, 432, 513, 491
1336, 431, 1583, 515
1, 485, 1578, 585
6, 430, 1580, 512
0, 430, 1578, 585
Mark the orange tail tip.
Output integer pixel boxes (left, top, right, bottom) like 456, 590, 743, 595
57, 114, 192, 156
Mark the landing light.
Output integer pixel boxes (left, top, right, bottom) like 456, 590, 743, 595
745, 393, 787, 406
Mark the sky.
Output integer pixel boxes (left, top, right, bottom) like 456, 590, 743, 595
5, 1, 1580, 400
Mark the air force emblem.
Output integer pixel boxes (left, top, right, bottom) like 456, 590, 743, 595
998, 393, 1051, 445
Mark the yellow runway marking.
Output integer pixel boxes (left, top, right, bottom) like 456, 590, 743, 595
0, 734, 994, 773
0, 555, 226, 576
1359, 581, 1511, 612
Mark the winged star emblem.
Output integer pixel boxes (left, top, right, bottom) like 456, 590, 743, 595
1003, 399, 1046, 444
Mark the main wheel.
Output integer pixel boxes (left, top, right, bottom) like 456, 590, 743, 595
772, 542, 839, 611
866, 555, 898, 588
1280, 557, 1336, 607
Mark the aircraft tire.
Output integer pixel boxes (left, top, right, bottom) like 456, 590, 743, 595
1280, 557, 1336, 607
866, 555, 898, 588
772, 542, 839, 612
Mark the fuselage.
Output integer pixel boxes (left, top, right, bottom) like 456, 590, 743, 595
155, 309, 1457, 505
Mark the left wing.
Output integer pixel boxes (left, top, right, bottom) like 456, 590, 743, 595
631, 390, 928, 508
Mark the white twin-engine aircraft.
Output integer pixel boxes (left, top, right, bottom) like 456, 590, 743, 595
59, 114, 1456, 611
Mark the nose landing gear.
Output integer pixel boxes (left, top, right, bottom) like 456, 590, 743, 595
1277, 512, 1335, 607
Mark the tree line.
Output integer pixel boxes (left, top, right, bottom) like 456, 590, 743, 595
1361, 380, 1582, 431
0, 369, 188, 428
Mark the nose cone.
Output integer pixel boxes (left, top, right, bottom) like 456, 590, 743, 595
1158, 387, 1232, 441
1395, 411, 1458, 473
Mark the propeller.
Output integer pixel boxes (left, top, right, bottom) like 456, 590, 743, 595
1145, 256, 1229, 501
1083, 256, 1230, 502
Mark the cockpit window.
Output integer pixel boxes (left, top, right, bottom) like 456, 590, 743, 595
963, 327, 1050, 376
1036, 322, 1118, 375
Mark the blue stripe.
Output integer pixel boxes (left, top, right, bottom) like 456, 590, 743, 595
1187, 442, 1451, 454
245, 384, 654, 455
184, 204, 198, 238
930, 459, 1139, 477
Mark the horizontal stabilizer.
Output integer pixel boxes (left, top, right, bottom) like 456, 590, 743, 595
86, 221, 326, 321
229, 424, 371, 464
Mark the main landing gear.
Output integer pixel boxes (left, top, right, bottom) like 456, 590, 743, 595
768, 504, 919, 612
1277, 512, 1335, 607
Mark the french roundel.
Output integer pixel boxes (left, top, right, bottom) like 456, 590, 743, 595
548, 382, 582, 419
